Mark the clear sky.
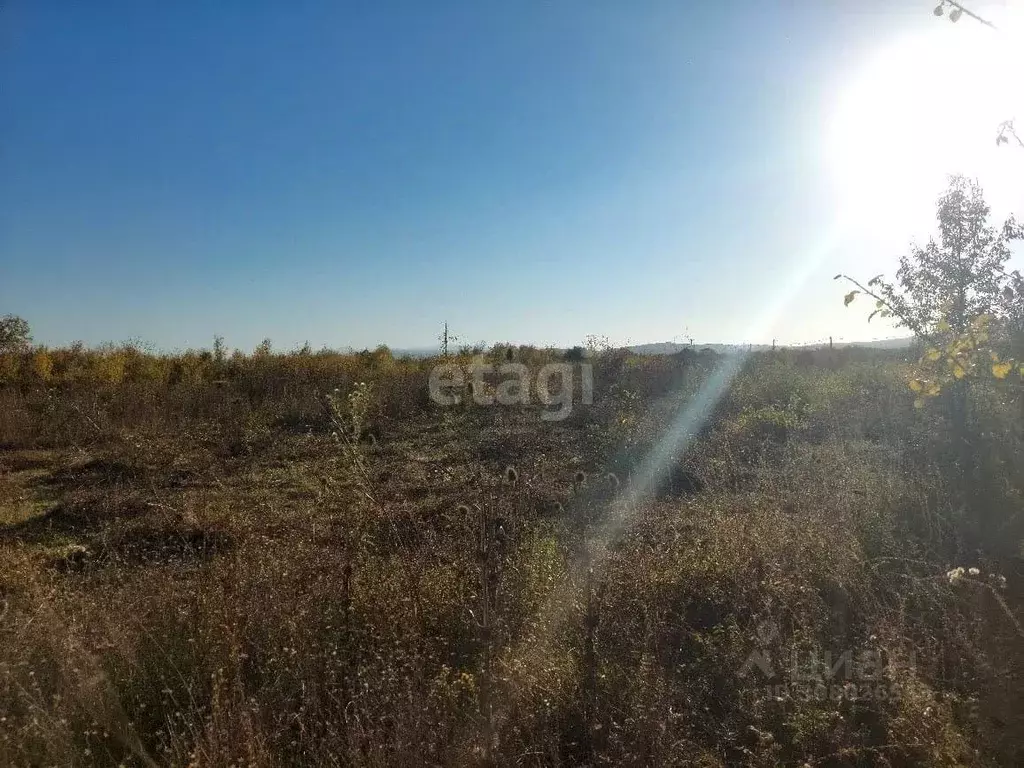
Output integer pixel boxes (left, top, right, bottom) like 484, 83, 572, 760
2, 1, 1022, 352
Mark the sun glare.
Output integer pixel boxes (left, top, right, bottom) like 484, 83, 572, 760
827, 12, 1024, 239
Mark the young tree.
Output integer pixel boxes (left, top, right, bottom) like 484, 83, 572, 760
997, 269, 1024, 354
0, 315, 31, 352
840, 176, 1019, 433
839, 178, 1022, 528
839, 177, 1023, 554
839, 176, 1022, 383
875, 176, 1019, 339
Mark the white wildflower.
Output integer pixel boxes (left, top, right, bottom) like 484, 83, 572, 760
947, 567, 965, 585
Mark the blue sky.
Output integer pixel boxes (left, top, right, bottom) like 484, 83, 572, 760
2, 2, 1021, 352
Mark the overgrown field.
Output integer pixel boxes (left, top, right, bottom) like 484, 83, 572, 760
1, 344, 1022, 766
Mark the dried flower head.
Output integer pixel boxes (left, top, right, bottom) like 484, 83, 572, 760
504, 465, 519, 485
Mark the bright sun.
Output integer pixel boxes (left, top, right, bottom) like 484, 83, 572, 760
826, 10, 1024, 238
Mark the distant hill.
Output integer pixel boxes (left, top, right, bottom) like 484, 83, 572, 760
830, 337, 915, 350
390, 347, 437, 358
628, 337, 914, 356
364, 338, 915, 359
629, 342, 765, 355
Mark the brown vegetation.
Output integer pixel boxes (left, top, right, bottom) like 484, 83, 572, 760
0, 342, 1022, 766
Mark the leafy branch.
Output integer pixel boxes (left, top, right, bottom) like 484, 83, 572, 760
835, 178, 1023, 407
834, 272, 933, 343
932, 0, 995, 28
839, 269, 1021, 406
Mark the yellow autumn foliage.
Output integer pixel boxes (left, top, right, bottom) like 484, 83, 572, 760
30, 350, 53, 382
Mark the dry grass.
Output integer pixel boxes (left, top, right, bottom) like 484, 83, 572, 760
0, 345, 1021, 766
